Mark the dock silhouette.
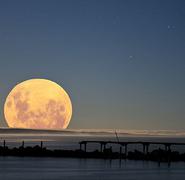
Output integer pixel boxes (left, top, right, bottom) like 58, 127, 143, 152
79, 140, 185, 154
79, 140, 185, 166
1, 140, 185, 166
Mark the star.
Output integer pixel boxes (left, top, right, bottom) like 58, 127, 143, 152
128, 55, 134, 63
167, 25, 175, 30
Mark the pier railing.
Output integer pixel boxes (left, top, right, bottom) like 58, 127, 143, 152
79, 140, 185, 155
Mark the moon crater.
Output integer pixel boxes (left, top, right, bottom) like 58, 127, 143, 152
4, 79, 72, 129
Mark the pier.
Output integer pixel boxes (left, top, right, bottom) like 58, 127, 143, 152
79, 140, 185, 153
1, 140, 185, 166
79, 140, 185, 165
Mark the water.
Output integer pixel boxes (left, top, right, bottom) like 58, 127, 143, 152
0, 157, 185, 180
1, 130, 185, 179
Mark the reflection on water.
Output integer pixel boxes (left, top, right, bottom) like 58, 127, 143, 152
0, 157, 185, 180
1, 134, 185, 179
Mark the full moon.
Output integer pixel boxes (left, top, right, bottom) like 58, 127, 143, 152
4, 79, 72, 129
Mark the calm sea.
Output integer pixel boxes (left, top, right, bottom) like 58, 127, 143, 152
0, 157, 185, 180
1, 130, 185, 179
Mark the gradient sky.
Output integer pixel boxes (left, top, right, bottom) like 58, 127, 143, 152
0, 0, 185, 130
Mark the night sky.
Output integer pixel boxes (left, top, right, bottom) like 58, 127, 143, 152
0, 0, 185, 130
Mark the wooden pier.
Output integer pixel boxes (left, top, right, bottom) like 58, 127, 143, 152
79, 140, 185, 155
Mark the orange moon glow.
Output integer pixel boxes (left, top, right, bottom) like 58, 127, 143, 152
4, 79, 72, 129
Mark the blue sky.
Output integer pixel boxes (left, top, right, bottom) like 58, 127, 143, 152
0, 0, 185, 130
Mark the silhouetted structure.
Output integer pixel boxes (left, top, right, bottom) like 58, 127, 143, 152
1, 140, 185, 166
79, 140, 185, 155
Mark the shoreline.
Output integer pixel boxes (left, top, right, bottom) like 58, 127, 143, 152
1, 144, 185, 165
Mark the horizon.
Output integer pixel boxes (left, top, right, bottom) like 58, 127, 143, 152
1, 127, 185, 137
1, 1, 185, 179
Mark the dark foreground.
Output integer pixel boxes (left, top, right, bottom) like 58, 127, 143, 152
1, 157, 185, 180
1, 141, 185, 165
